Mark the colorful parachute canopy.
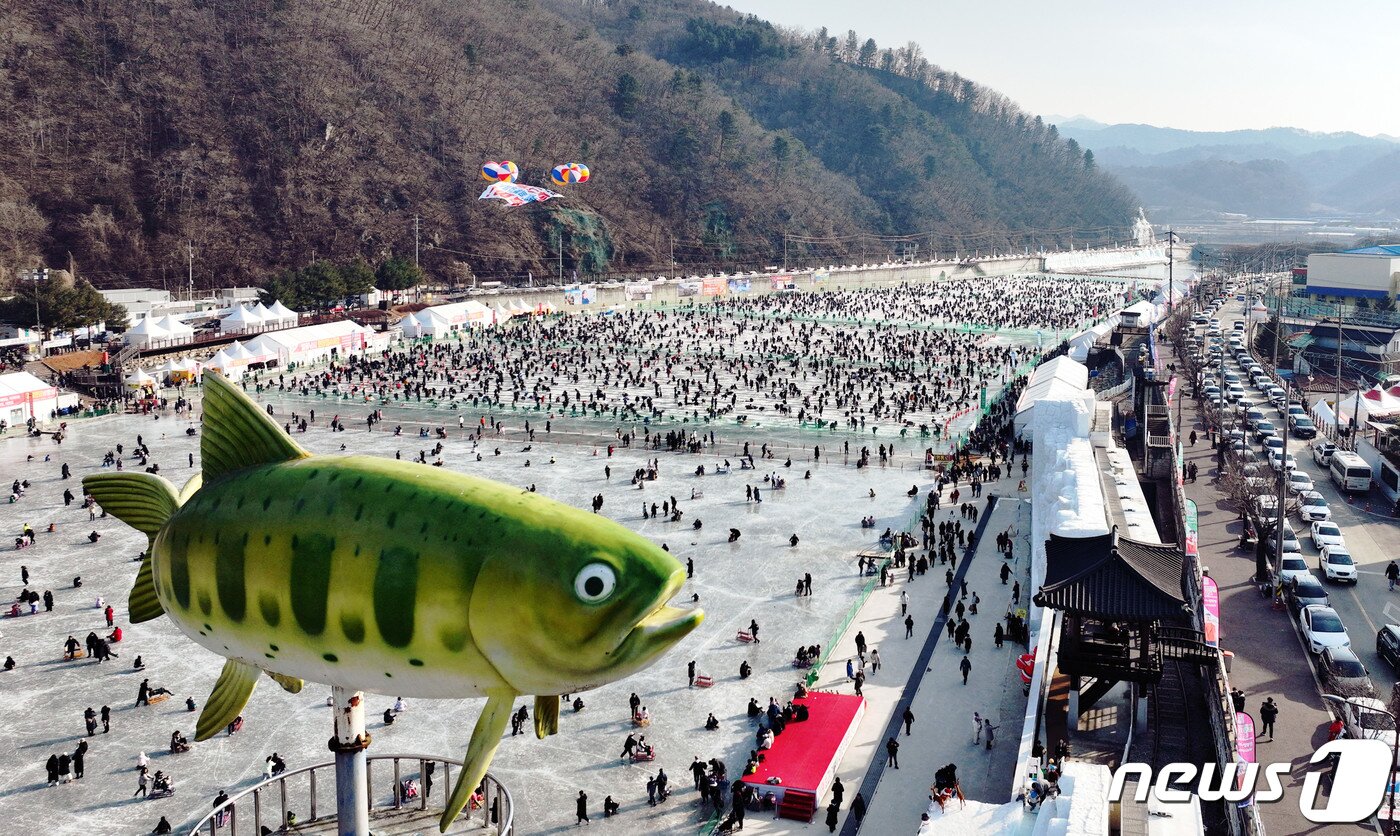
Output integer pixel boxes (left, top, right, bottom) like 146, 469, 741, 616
478, 182, 562, 207
481, 161, 519, 183
549, 163, 590, 186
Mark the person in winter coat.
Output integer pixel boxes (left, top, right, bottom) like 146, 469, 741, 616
45, 754, 59, 786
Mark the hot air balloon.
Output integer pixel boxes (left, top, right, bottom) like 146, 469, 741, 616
549, 163, 590, 186
481, 161, 520, 183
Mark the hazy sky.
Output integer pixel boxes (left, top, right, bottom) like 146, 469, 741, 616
720, 0, 1400, 137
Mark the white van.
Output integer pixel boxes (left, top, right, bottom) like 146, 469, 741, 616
1329, 450, 1372, 493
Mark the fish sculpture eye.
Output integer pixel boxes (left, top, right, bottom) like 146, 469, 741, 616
573, 563, 617, 604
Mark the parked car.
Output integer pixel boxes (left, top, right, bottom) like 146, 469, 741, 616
1287, 470, 1315, 494
1264, 522, 1302, 557
1301, 605, 1351, 654
1321, 545, 1357, 584
1282, 554, 1310, 588
1192, 313, 1209, 324
1376, 625, 1400, 670
1311, 521, 1346, 549
1268, 451, 1296, 472
1312, 440, 1337, 466
1297, 490, 1332, 522
1320, 647, 1375, 697
1254, 421, 1278, 443
1291, 416, 1317, 439
1288, 574, 1330, 613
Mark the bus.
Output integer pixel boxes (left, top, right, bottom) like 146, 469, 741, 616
1329, 450, 1372, 493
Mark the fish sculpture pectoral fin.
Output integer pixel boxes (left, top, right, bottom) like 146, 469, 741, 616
82, 472, 179, 536
265, 671, 304, 694
534, 694, 560, 739
127, 551, 165, 624
440, 690, 515, 833
195, 659, 260, 742
81, 472, 180, 624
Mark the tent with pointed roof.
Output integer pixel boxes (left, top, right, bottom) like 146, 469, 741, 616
125, 316, 171, 348
265, 300, 299, 326
220, 305, 267, 334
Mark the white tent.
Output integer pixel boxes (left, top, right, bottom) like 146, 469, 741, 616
234, 320, 371, 367
225, 341, 256, 361
1338, 385, 1400, 424
398, 301, 493, 338
220, 305, 265, 334
158, 359, 181, 375
0, 371, 61, 425
204, 349, 245, 380
125, 316, 171, 348
125, 368, 157, 388
266, 300, 299, 327
250, 302, 274, 321
155, 316, 195, 340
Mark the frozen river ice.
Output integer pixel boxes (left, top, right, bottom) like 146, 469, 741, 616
0, 402, 936, 835
0, 273, 1118, 834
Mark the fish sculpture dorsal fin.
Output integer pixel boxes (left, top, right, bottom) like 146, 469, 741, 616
200, 372, 310, 481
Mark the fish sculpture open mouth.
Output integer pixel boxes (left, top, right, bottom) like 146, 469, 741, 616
609, 570, 700, 661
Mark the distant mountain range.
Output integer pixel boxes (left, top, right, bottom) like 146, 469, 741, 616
1048, 117, 1400, 221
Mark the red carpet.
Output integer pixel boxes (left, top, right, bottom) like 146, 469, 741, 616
742, 691, 865, 800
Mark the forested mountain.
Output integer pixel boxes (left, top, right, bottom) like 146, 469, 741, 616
0, 0, 1135, 289
1053, 118, 1400, 220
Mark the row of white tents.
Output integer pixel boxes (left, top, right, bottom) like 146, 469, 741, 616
125, 321, 377, 386
398, 298, 554, 339
220, 301, 298, 334
125, 301, 301, 349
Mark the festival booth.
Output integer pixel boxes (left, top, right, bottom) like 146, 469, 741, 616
265, 300, 300, 328
494, 303, 513, 322
0, 371, 60, 425
124, 316, 171, 349
239, 320, 371, 368
739, 691, 865, 822
204, 349, 246, 381
398, 301, 494, 338
155, 316, 196, 342
124, 368, 157, 391
219, 305, 267, 334
1337, 385, 1400, 425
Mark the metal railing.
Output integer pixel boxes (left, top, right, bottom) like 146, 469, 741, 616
183, 753, 512, 835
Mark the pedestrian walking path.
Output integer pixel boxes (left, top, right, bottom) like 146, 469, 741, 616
734, 486, 1030, 835
1171, 348, 1338, 836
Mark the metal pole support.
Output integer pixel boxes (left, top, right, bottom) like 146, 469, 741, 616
329, 686, 372, 836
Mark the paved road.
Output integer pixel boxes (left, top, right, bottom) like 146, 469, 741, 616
1179, 298, 1383, 835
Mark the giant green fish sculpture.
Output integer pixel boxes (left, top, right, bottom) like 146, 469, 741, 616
84, 372, 702, 830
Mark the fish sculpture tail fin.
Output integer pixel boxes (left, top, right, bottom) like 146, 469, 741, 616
82, 472, 180, 623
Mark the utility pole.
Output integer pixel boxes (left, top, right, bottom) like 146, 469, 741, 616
783, 233, 788, 272
1336, 302, 1345, 448
187, 242, 195, 302
1166, 228, 1176, 312
669, 233, 675, 270
557, 234, 563, 285
413, 215, 421, 268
